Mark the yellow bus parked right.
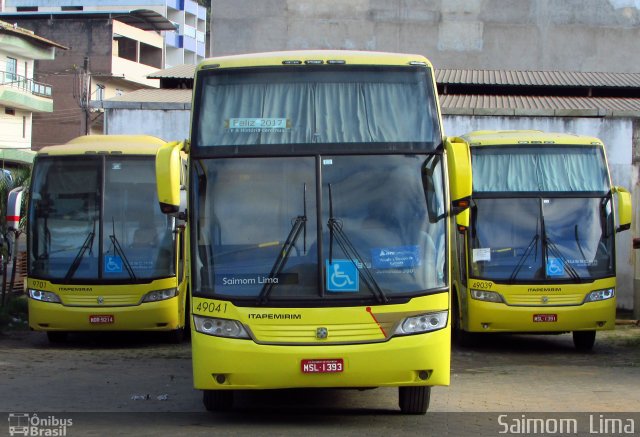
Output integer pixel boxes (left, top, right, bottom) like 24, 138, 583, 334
451, 130, 631, 351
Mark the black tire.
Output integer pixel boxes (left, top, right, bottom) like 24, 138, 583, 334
46, 331, 68, 343
203, 390, 234, 412
573, 330, 596, 352
399, 386, 431, 414
166, 328, 185, 344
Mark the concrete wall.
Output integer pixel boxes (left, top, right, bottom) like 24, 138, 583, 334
445, 114, 637, 309
104, 107, 190, 142
210, 0, 640, 73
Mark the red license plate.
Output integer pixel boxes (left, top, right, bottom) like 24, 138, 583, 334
89, 315, 114, 324
301, 359, 344, 373
533, 314, 557, 322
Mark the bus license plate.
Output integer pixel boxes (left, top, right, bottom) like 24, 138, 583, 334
90, 315, 114, 324
301, 359, 344, 373
533, 314, 557, 322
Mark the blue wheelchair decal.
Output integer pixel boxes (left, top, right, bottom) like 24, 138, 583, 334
546, 257, 565, 277
105, 255, 123, 273
326, 259, 359, 292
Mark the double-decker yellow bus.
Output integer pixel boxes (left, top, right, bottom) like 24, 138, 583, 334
156, 50, 472, 414
451, 130, 631, 351
26, 135, 188, 343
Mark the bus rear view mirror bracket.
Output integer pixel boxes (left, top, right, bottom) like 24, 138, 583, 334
157, 140, 187, 221
612, 185, 631, 233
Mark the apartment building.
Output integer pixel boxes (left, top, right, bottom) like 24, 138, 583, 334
3, 0, 207, 67
0, 10, 174, 148
0, 19, 64, 162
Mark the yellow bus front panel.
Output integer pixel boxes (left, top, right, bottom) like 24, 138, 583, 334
191, 293, 451, 390
464, 279, 617, 333
192, 325, 450, 390
27, 278, 185, 332
29, 297, 183, 332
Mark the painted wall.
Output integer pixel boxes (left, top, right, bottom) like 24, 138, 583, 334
445, 115, 636, 309
104, 107, 190, 142
210, 0, 640, 73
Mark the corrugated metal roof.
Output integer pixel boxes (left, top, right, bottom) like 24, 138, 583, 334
148, 64, 196, 79
440, 94, 640, 116
147, 65, 640, 88
436, 69, 640, 88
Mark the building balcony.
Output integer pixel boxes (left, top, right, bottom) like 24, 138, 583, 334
166, 31, 183, 48
0, 71, 53, 112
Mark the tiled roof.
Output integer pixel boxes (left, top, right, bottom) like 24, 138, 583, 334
148, 64, 196, 79
440, 94, 640, 116
436, 69, 640, 88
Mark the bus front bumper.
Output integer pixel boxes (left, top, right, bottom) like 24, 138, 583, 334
28, 297, 183, 332
192, 327, 451, 390
465, 299, 615, 333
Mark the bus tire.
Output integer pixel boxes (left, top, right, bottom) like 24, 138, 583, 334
203, 390, 234, 412
572, 330, 596, 351
46, 331, 68, 343
451, 294, 474, 347
398, 386, 430, 414
166, 328, 185, 344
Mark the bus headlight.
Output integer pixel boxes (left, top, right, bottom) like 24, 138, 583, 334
28, 289, 61, 303
142, 288, 177, 303
584, 288, 615, 303
394, 311, 448, 336
470, 289, 504, 303
193, 315, 250, 339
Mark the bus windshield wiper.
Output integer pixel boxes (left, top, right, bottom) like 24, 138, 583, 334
64, 219, 96, 280
258, 184, 307, 305
327, 184, 388, 304
109, 219, 136, 280
508, 217, 539, 284
545, 236, 581, 282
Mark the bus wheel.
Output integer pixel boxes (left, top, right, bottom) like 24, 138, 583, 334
573, 330, 596, 351
452, 296, 474, 347
166, 328, 185, 344
398, 386, 430, 414
46, 331, 68, 343
203, 390, 234, 412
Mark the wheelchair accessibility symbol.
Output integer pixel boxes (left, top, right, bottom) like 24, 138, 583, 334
105, 255, 123, 273
326, 259, 359, 292
546, 257, 565, 277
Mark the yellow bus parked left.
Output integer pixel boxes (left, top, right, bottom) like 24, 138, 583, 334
25, 135, 188, 342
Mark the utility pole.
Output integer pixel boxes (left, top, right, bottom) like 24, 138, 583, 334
83, 56, 91, 135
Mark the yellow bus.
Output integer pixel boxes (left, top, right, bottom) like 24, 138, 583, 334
26, 135, 188, 343
155, 50, 472, 414
451, 130, 631, 351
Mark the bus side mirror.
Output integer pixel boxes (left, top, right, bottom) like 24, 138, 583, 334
613, 186, 631, 233
6, 186, 25, 232
156, 141, 186, 220
446, 136, 472, 229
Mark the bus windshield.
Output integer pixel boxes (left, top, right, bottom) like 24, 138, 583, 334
193, 66, 441, 149
469, 145, 614, 282
194, 154, 447, 302
29, 156, 176, 283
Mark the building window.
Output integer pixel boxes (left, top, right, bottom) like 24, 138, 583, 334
5, 108, 15, 116
16, 6, 38, 11
95, 84, 105, 101
6, 57, 17, 82
23, 116, 27, 138
115, 89, 124, 97
61, 6, 83, 10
